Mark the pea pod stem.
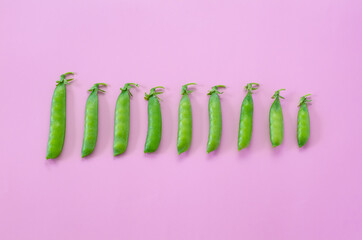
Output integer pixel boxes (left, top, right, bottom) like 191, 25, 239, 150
180, 83, 197, 95
89, 83, 107, 93
121, 83, 139, 97
272, 89, 286, 99
56, 72, 74, 85
207, 85, 226, 95
245, 83, 259, 92
144, 86, 165, 101
298, 94, 312, 106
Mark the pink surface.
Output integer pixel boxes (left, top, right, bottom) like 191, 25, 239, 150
1, 0, 362, 239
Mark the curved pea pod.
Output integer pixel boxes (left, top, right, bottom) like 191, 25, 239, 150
177, 83, 196, 154
46, 72, 74, 159
269, 89, 285, 147
81, 83, 107, 157
238, 83, 259, 150
297, 94, 311, 147
113, 83, 138, 156
207, 85, 226, 153
144, 86, 164, 153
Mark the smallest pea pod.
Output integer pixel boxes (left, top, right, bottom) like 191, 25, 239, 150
144, 86, 165, 153
81, 83, 107, 157
297, 94, 311, 147
269, 89, 286, 148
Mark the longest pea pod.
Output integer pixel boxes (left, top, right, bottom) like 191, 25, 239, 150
207, 85, 226, 153
177, 83, 196, 155
269, 89, 285, 148
113, 83, 139, 156
144, 86, 164, 153
81, 83, 107, 157
46, 72, 74, 159
297, 94, 311, 147
238, 83, 259, 150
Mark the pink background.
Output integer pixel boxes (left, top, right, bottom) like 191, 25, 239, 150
1, 0, 362, 239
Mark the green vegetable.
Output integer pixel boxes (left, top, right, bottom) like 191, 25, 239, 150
113, 83, 139, 156
207, 85, 226, 153
81, 83, 107, 157
177, 83, 196, 154
269, 89, 285, 147
46, 72, 74, 159
238, 83, 259, 150
144, 86, 164, 153
297, 94, 311, 147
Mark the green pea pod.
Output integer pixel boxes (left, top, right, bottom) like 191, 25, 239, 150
46, 72, 74, 159
269, 89, 285, 147
207, 85, 226, 153
238, 83, 259, 150
297, 94, 311, 147
144, 86, 164, 153
81, 83, 107, 157
177, 83, 196, 154
113, 83, 139, 156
